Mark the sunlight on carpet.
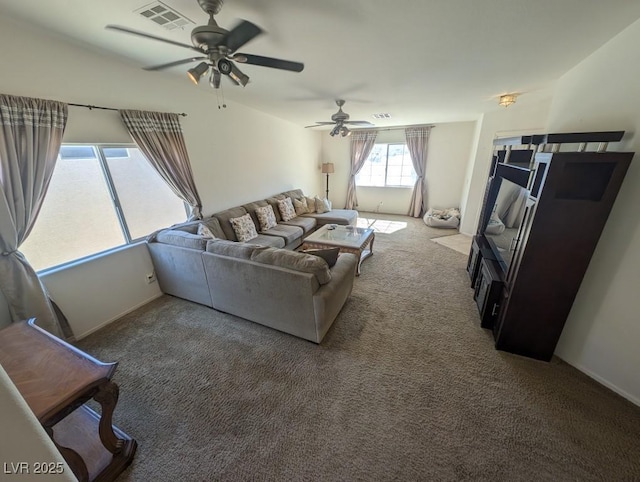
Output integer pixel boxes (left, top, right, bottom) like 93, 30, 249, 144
357, 217, 407, 234
431, 233, 472, 255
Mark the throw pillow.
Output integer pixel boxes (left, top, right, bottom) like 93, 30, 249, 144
277, 197, 297, 222
197, 223, 216, 239
229, 213, 258, 242
255, 205, 277, 232
303, 247, 340, 268
305, 196, 317, 213
293, 197, 309, 215
315, 196, 332, 214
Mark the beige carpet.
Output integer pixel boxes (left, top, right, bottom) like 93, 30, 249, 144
78, 213, 640, 481
431, 232, 473, 255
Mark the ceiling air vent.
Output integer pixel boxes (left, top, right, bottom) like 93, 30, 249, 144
135, 1, 195, 31
372, 113, 392, 119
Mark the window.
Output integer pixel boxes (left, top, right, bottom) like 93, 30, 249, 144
355, 143, 417, 187
20, 145, 187, 271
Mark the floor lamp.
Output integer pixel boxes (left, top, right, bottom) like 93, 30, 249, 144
321, 163, 335, 199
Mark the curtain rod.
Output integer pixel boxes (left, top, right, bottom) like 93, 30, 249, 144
371, 124, 436, 132
68, 102, 187, 117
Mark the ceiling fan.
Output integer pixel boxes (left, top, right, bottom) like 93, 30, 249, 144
106, 0, 304, 89
305, 100, 374, 137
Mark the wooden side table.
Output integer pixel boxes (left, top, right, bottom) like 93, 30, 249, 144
0, 319, 137, 482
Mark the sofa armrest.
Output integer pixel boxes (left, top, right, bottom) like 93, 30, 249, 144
312, 253, 358, 341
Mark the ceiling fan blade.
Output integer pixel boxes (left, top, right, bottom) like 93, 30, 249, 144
344, 121, 375, 126
235, 53, 304, 72
106, 25, 202, 52
143, 57, 207, 71
219, 20, 263, 52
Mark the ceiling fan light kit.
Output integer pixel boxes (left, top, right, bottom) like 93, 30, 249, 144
499, 94, 518, 107
187, 62, 209, 84
106, 0, 304, 90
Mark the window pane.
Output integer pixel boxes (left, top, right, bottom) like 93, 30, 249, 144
102, 148, 186, 240
356, 144, 388, 187
20, 149, 125, 271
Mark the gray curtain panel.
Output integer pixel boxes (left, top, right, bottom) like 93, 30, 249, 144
119, 110, 203, 220
405, 126, 432, 217
345, 129, 377, 210
0, 94, 72, 339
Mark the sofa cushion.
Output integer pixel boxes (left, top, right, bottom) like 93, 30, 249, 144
200, 216, 227, 239
282, 189, 305, 200
280, 216, 317, 233
206, 239, 268, 259
251, 234, 286, 248
230, 213, 259, 242
265, 194, 287, 222
303, 247, 340, 268
302, 209, 358, 226
261, 224, 304, 244
278, 197, 297, 222
250, 248, 332, 285
213, 206, 250, 241
155, 230, 208, 250
255, 205, 278, 232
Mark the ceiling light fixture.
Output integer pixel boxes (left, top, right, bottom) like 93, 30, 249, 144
187, 62, 209, 84
340, 126, 351, 137
330, 125, 341, 137
499, 94, 518, 107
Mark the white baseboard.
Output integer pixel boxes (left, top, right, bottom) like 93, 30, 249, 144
75, 293, 164, 340
564, 360, 640, 407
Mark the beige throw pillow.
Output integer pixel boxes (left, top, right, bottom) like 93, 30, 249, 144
305, 196, 317, 213
255, 205, 278, 232
315, 196, 332, 214
197, 223, 216, 239
229, 213, 258, 242
277, 197, 297, 222
293, 197, 309, 215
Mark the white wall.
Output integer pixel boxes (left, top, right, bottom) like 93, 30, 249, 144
0, 14, 321, 338
458, 97, 552, 234
320, 121, 476, 214
545, 18, 640, 405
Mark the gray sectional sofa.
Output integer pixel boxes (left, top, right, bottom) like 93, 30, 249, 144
146, 189, 359, 343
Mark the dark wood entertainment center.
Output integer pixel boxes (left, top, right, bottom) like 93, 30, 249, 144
467, 131, 634, 361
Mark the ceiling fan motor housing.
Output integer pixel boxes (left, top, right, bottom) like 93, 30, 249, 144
198, 0, 223, 15
191, 25, 227, 50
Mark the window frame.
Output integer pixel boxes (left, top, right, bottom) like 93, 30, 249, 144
27, 143, 188, 273
356, 142, 416, 188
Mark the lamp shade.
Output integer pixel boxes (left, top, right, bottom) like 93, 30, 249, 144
321, 163, 335, 174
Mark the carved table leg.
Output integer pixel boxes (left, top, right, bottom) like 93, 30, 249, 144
93, 381, 124, 455
46, 425, 89, 482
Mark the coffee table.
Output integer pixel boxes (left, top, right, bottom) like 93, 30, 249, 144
302, 224, 374, 275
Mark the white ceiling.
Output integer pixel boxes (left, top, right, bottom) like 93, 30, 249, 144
1, 0, 640, 128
